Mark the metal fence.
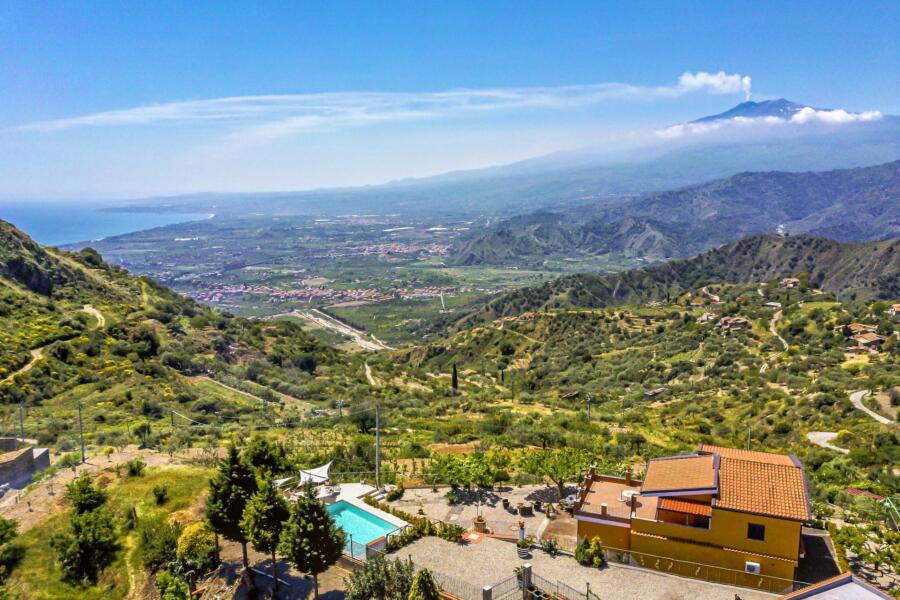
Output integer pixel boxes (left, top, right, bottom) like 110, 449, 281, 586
491, 574, 522, 600
417, 563, 486, 600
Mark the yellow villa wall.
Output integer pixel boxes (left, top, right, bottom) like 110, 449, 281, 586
577, 508, 802, 584
576, 520, 631, 550
632, 510, 801, 559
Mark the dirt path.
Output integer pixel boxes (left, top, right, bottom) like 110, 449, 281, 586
807, 432, 849, 454
769, 310, 788, 350
0, 347, 45, 384
81, 304, 106, 328
196, 376, 270, 404
850, 390, 892, 426
364, 362, 379, 386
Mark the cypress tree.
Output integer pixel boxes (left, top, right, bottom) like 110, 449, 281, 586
278, 481, 345, 598
241, 477, 289, 593
206, 446, 257, 572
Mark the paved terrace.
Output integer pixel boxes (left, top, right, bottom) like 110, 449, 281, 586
399, 536, 775, 600
386, 484, 562, 538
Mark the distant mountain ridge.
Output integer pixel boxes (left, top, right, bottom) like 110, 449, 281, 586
455, 234, 900, 326
450, 160, 900, 266
108, 101, 900, 220
692, 99, 817, 123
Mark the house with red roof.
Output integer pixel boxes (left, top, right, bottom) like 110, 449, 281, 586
574, 444, 811, 593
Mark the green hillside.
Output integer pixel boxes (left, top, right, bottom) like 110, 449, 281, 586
455, 234, 900, 326
0, 218, 368, 451
451, 160, 900, 265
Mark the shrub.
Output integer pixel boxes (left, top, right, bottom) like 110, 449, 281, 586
152, 484, 169, 505
386, 483, 405, 501
574, 537, 606, 568
408, 568, 441, 600
156, 570, 190, 600
64, 473, 108, 514
345, 553, 414, 600
126, 457, 147, 477
137, 517, 182, 570
540, 538, 559, 556
176, 522, 218, 573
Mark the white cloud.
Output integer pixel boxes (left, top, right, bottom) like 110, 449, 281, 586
656, 106, 883, 138
677, 71, 752, 100
790, 106, 883, 124
18, 71, 754, 140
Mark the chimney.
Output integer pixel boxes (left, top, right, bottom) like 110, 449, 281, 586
600, 503, 608, 517
630, 494, 638, 516
625, 467, 632, 485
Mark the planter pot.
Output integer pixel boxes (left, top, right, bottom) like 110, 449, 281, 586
473, 517, 487, 533
517, 546, 530, 559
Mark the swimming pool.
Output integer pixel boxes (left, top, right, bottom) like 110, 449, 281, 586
327, 500, 401, 558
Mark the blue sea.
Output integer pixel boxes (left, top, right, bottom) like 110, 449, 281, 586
0, 202, 210, 247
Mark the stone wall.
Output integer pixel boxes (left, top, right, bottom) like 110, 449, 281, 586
0, 446, 50, 487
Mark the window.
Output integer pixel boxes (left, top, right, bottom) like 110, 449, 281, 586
747, 523, 766, 541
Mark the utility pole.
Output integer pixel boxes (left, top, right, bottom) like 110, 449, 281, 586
375, 403, 381, 490
17, 404, 25, 445
747, 425, 752, 450
77, 401, 86, 464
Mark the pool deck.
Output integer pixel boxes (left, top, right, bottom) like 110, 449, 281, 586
343, 496, 409, 530
335, 482, 375, 501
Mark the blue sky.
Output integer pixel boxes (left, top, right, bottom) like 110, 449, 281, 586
1, 1, 897, 199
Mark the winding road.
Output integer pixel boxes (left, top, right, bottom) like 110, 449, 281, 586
1, 305, 106, 385
81, 304, 106, 328
808, 390, 894, 454
806, 432, 849, 455
0, 347, 45, 384
849, 390, 893, 426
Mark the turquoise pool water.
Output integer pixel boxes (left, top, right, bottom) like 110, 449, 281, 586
327, 500, 400, 558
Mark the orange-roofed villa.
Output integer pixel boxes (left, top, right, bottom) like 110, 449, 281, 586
574, 444, 812, 593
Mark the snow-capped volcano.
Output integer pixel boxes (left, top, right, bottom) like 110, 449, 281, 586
692, 99, 817, 123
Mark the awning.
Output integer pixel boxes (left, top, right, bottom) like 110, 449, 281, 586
299, 461, 332, 485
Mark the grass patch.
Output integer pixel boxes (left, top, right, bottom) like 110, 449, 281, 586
5, 465, 211, 600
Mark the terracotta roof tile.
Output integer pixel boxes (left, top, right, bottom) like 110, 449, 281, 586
716, 457, 810, 521
641, 455, 716, 494
658, 497, 712, 517
699, 444, 797, 466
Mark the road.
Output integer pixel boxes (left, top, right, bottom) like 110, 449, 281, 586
770, 310, 788, 350
807, 432, 849, 454
849, 390, 893, 426
81, 304, 105, 328
0, 347, 45, 384
283, 309, 392, 351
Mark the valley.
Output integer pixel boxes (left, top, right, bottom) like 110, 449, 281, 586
0, 212, 898, 597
